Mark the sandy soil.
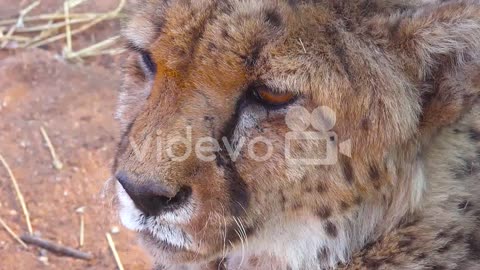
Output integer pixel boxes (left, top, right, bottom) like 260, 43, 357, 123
0, 1, 152, 269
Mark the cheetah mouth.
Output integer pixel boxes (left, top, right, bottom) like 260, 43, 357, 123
119, 205, 194, 251
139, 230, 189, 253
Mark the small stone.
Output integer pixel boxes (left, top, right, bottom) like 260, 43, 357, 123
39, 249, 48, 257
76, 206, 86, 214
38, 256, 49, 265
111, 226, 120, 234
8, 210, 18, 216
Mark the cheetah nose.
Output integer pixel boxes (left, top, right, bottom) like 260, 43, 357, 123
116, 171, 192, 216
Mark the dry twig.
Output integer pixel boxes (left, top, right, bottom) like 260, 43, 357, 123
76, 207, 85, 247
64, 0, 73, 53
65, 35, 123, 59
0, 154, 33, 234
0, 12, 102, 26
0, 0, 41, 48
40, 126, 63, 170
80, 215, 84, 246
21, 234, 93, 260
106, 233, 124, 270
0, 217, 28, 248
23, 0, 90, 48
0, 35, 30, 42
28, 0, 126, 49
13, 17, 92, 33
1, 0, 126, 60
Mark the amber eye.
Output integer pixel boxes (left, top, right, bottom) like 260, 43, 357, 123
253, 87, 297, 107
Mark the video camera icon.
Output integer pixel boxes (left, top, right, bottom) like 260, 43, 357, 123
285, 106, 351, 166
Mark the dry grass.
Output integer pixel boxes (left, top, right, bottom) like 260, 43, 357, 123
0, 0, 126, 60
0, 216, 28, 249
106, 233, 125, 270
40, 126, 64, 170
0, 154, 33, 235
0, 0, 128, 262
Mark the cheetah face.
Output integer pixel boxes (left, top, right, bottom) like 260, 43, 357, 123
113, 0, 480, 267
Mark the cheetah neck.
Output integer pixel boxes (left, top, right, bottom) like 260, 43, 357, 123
223, 158, 427, 270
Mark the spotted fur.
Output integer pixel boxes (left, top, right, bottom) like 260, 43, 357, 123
114, 0, 480, 269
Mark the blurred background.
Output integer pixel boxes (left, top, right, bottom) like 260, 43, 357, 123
0, 0, 150, 269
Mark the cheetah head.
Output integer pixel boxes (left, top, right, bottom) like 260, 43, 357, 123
113, 0, 480, 268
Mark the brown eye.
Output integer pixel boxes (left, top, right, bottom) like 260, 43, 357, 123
254, 87, 297, 107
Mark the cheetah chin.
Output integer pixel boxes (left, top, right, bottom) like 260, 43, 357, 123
112, 0, 480, 269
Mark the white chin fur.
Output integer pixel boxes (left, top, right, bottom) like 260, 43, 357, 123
117, 183, 146, 231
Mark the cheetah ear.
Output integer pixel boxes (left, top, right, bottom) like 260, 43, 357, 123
367, 1, 480, 135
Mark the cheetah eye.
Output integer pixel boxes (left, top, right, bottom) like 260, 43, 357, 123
253, 86, 297, 108
140, 51, 157, 75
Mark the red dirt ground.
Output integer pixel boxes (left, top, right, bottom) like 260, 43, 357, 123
0, 1, 152, 269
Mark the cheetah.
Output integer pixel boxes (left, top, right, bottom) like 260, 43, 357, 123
113, 0, 480, 269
